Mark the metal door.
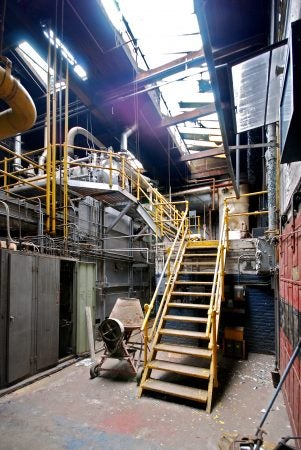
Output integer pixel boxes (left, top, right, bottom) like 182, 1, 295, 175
7, 252, 34, 383
0, 250, 9, 387
76, 262, 96, 355
36, 255, 60, 370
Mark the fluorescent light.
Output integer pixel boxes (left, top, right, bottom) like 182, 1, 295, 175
43, 27, 88, 81
74, 64, 87, 81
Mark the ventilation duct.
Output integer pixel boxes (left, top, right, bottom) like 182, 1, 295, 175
0, 57, 37, 140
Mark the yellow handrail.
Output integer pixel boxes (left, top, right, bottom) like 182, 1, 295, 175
141, 201, 189, 367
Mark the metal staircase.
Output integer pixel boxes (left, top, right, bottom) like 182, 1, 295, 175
139, 207, 228, 412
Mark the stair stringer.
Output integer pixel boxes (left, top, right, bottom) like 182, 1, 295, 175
138, 240, 189, 397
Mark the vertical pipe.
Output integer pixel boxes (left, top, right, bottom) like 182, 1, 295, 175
236, 133, 240, 197
63, 62, 69, 240
51, 42, 57, 234
13, 134, 22, 170
265, 124, 277, 233
46, 38, 52, 233
4, 157, 7, 192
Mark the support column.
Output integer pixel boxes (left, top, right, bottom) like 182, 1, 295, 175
265, 123, 277, 233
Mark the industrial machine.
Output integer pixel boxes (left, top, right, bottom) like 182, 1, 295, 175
90, 297, 144, 380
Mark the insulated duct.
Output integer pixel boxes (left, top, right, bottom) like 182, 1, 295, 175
0, 57, 37, 140
13, 134, 22, 170
39, 126, 106, 174
67, 127, 106, 158
120, 124, 137, 151
265, 124, 277, 232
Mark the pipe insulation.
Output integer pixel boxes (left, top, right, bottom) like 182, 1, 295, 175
120, 124, 137, 151
39, 126, 106, 174
0, 57, 37, 139
265, 124, 277, 232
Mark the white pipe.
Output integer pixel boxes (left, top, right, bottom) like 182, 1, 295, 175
13, 134, 22, 170
120, 124, 137, 151
39, 126, 106, 175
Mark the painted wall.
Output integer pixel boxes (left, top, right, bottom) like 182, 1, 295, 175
279, 209, 301, 441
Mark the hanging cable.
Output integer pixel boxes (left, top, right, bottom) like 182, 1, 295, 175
0, 0, 6, 56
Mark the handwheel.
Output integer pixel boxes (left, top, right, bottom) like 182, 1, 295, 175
90, 362, 99, 379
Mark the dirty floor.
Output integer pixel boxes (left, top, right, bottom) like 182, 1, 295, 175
0, 353, 292, 450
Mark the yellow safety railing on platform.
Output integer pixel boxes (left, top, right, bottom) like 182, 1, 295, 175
207, 190, 269, 387
0, 143, 186, 241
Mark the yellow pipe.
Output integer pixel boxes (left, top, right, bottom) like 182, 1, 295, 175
109, 151, 113, 188
63, 63, 69, 240
51, 47, 57, 235
228, 210, 268, 217
4, 158, 8, 192
46, 43, 52, 233
0, 57, 36, 139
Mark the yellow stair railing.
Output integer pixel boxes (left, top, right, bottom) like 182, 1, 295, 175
140, 201, 189, 369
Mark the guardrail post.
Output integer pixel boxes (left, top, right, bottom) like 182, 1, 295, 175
121, 155, 125, 189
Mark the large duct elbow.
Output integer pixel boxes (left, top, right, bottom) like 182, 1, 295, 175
67, 126, 106, 158
0, 57, 37, 140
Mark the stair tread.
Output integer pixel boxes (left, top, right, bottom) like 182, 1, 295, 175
171, 291, 211, 297
160, 328, 209, 339
169, 302, 209, 309
181, 261, 216, 265
148, 360, 210, 378
187, 241, 218, 248
155, 343, 212, 358
178, 271, 215, 275
175, 281, 213, 285
164, 314, 208, 323
184, 253, 217, 257
142, 379, 208, 403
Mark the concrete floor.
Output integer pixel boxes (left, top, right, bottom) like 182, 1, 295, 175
0, 353, 292, 450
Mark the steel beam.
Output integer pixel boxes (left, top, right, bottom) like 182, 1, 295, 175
194, 0, 239, 198
160, 104, 216, 128
106, 202, 132, 233
136, 49, 205, 86
180, 148, 224, 161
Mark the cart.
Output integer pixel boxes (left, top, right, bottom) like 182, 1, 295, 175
90, 297, 144, 381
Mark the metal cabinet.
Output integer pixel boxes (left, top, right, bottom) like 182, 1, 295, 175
0, 250, 60, 387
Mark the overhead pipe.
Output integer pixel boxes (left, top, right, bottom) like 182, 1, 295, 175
0, 57, 36, 140
120, 124, 137, 152
0, 200, 15, 245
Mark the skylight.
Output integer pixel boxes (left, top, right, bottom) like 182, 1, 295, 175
101, 0, 221, 156
43, 28, 88, 81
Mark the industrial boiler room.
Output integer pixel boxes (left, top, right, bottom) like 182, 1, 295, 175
0, 0, 300, 449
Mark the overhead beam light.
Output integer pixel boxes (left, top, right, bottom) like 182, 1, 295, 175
42, 27, 87, 81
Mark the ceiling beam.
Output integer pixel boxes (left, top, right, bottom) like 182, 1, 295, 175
160, 104, 216, 128
180, 147, 224, 161
190, 167, 228, 179
194, 0, 239, 198
136, 49, 205, 86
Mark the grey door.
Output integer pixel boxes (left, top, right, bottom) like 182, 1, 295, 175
36, 255, 60, 370
0, 250, 9, 387
7, 252, 34, 383
76, 262, 96, 355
